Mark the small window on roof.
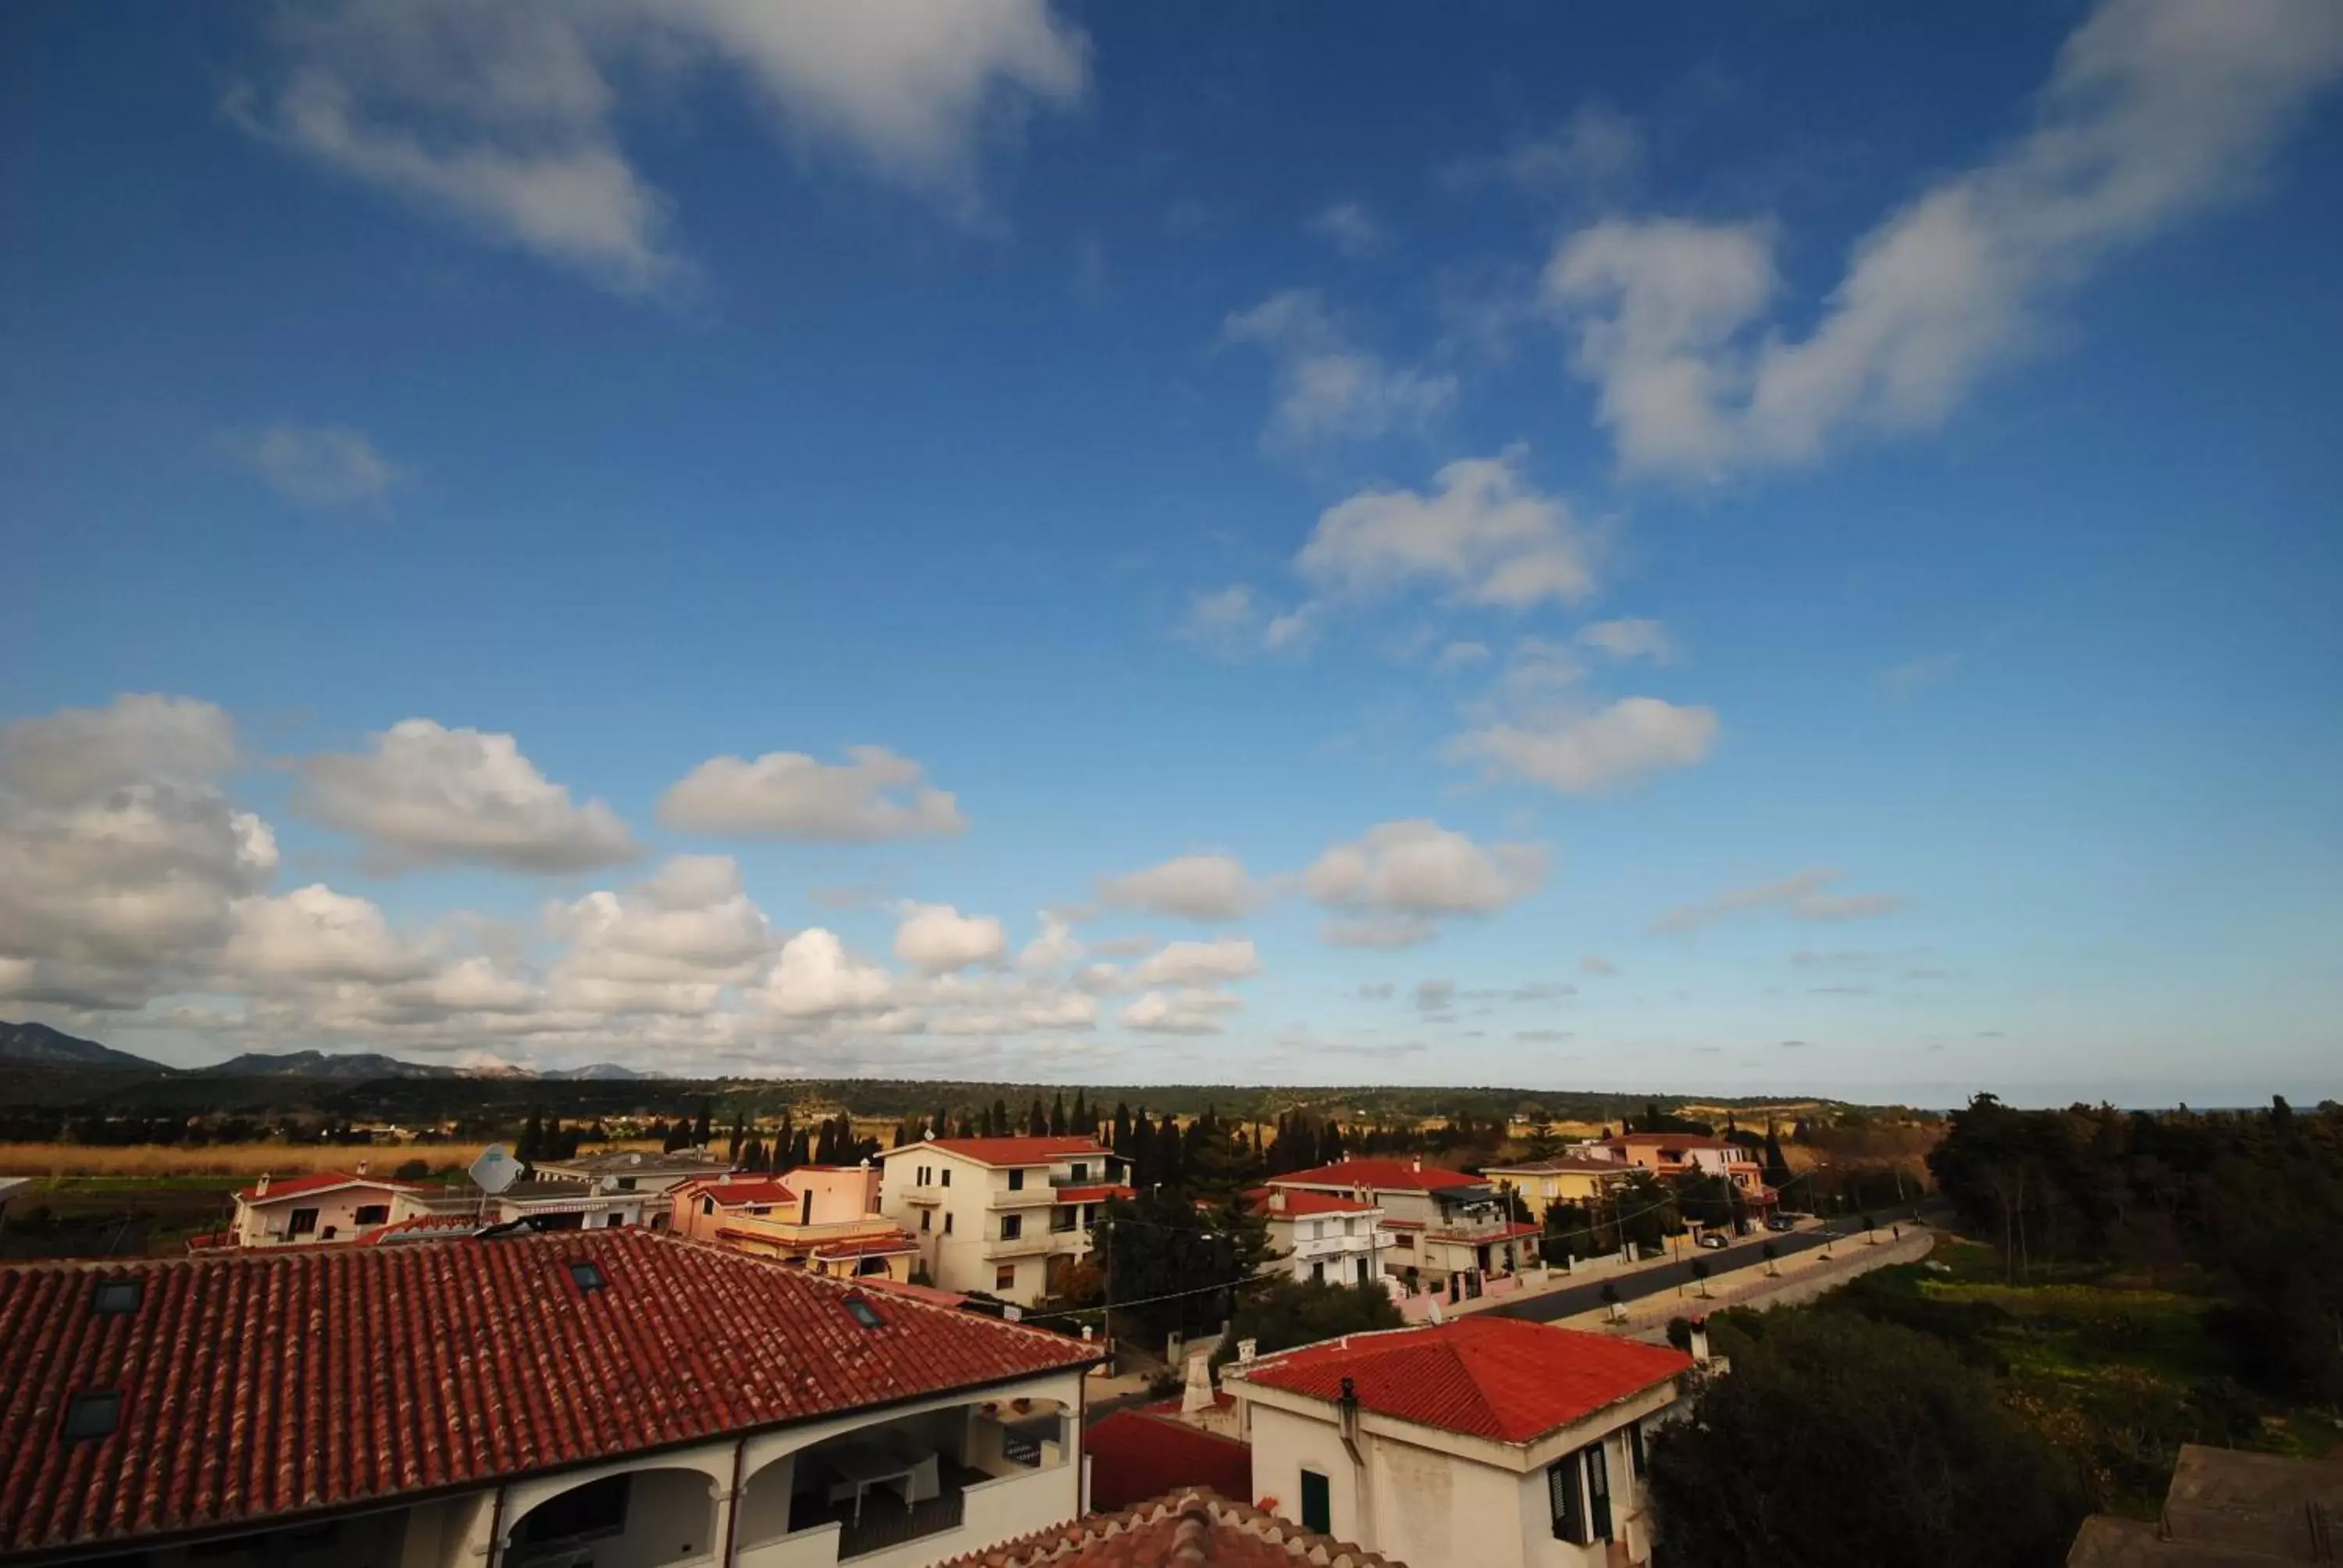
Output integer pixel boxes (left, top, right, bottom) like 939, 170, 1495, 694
569, 1260, 606, 1293
64, 1390, 120, 1442
91, 1278, 143, 1316
843, 1294, 885, 1330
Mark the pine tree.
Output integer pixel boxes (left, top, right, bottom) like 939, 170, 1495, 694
1072, 1091, 1089, 1137
517, 1108, 544, 1162
1050, 1092, 1068, 1136
933, 1105, 950, 1142
727, 1114, 746, 1164
1112, 1101, 1134, 1156
694, 1099, 712, 1148
990, 1098, 1010, 1138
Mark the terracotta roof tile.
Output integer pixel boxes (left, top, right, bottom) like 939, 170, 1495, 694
1249, 1192, 1378, 1218
0, 1228, 1097, 1554
1235, 1316, 1689, 1445
938, 1488, 1400, 1567
1052, 1184, 1134, 1205
1268, 1159, 1482, 1193
1086, 1413, 1250, 1513
808, 1233, 919, 1260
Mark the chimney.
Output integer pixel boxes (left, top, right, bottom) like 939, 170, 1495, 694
1411, 1155, 1422, 1172
1689, 1318, 1711, 1364
1182, 1349, 1214, 1416
256, 1174, 270, 1197
1269, 1190, 1286, 1213
355, 1159, 368, 1178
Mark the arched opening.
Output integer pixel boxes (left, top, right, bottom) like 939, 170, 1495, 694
736, 1397, 1074, 1562
505, 1466, 716, 1568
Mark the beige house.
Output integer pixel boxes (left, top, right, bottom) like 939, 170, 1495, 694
671, 1167, 918, 1282
1478, 1158, 1634, 1224
0, 1229, 1101, 1567
875, 1137, 1131, 1306
226, 1168, 427, 1246
1227, 1315, 1696, 1568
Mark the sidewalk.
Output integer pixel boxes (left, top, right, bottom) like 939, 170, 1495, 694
1568, 1227, 1936, 1338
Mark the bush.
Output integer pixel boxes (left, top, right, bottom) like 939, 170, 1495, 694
393, 1158, 432, 1181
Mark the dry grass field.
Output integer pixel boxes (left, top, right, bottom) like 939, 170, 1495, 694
0, 1142, 494, 1180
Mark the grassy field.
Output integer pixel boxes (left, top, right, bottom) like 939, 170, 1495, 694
1865, 1238, 2338, 1515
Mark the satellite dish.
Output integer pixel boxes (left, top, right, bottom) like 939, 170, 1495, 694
469, 1144, 522, 1196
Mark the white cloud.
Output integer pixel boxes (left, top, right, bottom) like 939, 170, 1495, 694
1306, 820, 1546, 949
1581, 953, 1619, 976
1221, 289, 1456, 448
224, 886, 436, 986
1100, 852, 1262, 921
297, 718, 640, 873
232, 0, 1088, 297
0, 693, 239, 807
661, 745, 965, 842
1018, 912, 1084, 971
1296, 450, 1597, 610
1130, 935, 1261, 988
1548, 0, 2343, 476
544, 855, 774, 1015
1651, 868, 1905, 934
1310, 200, 1384, 258
1447, 695, 1719, 794
1413, 978, 1457, 1012
0, 695, 277, 1011
1578, 618, 1674, 663
216, 424, 401, 507
893, 901, 1008, 972
1446, 102, 1645, 197
1120, 988, 1241, 1035
752, 927, 896, 1019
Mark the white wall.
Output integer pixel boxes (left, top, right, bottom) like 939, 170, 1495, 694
235, 1184, 411, 1245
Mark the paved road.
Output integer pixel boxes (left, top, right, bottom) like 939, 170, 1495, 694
1488, 1211, 1932, 1325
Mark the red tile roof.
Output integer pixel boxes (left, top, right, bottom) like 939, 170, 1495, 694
861, 1277, 970, 1309
1053, 1184, 1134, 1205
1236, 1316, 1690, 1445
362, 1213, 480, 1244
1269, 1159, 1482, 1193
897, 1137, 1114, 1168
1086, 1413, 1252, 1513
1250, 1191, 1378, 1218
231, 1172, 420, 1204
687, 1176, 801, 1207
940, 1488, 1399, 1567
0, 1229, 1098, 1555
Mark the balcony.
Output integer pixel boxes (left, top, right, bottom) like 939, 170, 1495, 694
982, 1230, 1061, 1259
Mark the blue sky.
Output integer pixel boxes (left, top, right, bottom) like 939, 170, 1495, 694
4, 0, 2339, 1104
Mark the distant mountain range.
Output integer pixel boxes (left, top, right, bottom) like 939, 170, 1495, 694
0, 1021, 658, 1082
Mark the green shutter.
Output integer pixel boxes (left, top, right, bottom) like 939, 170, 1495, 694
1300, 1469, 1332, 1534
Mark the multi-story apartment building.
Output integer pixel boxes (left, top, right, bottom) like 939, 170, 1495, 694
1228, 1317, 1699, 1567
1476, 1156, 1635, 1224
1578, 1135, 1776, 1213
671, 1166, 919, 1281
874, 1137, 1131, 1306
1265, 1158, 1540, 1301
1246, 1187, 1387, 1286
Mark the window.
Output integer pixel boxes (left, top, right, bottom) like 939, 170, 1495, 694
63, 1391, 120, 1442
1549, 1454, 1586, 1544
514, 1474, 629, 1544
604, 1213, 624, 1228
1007, 1168, 1025, 1192
615, 1177, 635, 1192
1051, 1206, 1075, 1233
354, 1205, 389, 1226
940, 1167, 951, 1187
917, 1165, 930, 1187
944, 1213, 954, 1235
1311, 1260, 1325, 1285
1070, 1161, 1088, 1181
1343, 1217, 1356, 1236
1393, 1233, 1413, 1251
91, 1279, 142, 1316
287, 1208, 319, 1236
1000, 1213, 1022, 1241
995, 1265, 1016, 1291
919, 1210, 932, 1232
1586, 1441, 1613, 1540
843, 1294, 885, 1329
1627, 1422, 1646, 1478
701, 1196, 715, 1215
1082, 1203, 1099, 1227
569, 1260, 606, 1294
1298, 1469, 1331, 1534
1356, 1256, 1371, 1285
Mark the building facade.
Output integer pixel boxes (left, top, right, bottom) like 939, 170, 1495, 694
226, 1170, 430, 1247
1477, 1158, 1634, 1224
1246, 1188, 1387, 1286
529, 1148, 738, 1213
0, 1229, 1100, 1568
670, 1167, 918, 1281
1228, 1317, 1696, 1568
1266, 1159, 1539, 1301
875, 1137, 1131, 1306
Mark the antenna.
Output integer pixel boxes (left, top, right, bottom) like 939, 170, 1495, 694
469, 1144, 522, 1196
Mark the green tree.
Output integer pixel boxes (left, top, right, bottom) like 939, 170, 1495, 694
1221, 1278, 1402, 1361
1646, 1313, 2084, 1568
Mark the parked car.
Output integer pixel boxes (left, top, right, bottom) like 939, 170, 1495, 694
1763, 1214, 1796, 1232
1695, 1230, 1729, 1249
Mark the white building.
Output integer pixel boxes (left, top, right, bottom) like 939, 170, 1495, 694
530, 1148, 736, 1212
1266, 1158, 1541, 1302
0, 1229, 1101, 1567
875, 1137, 1130, 1306
1228, 1315, 1697, 1568
225, 1168, 429, 1246
1246, 1188, 1387, 1286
